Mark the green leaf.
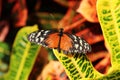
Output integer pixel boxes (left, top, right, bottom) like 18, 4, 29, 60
97, 70, 120, 80
97, 0, 120, 68
0, 25, 40, 80
0, 42, 10, 76
96, 0, 120, 79
0, 42, 10, 58
53, 49, 102, 80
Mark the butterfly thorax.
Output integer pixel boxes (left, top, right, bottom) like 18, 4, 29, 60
57, 28, 64, 52
58, 28, 64, 36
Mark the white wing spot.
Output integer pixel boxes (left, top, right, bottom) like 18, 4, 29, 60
40, 37, 44, 42
36, 32, 41, 38
41, 30, 44, 32
74, 50, 77, 53
75, 44, 79, 49
79, 40, 83, 45
45, 30, 50, 33
35, 38, 39, 42
31, 33, 35, 38
79, 46, 82, 51
43, 32, 48, 36
73, 35, 77, 39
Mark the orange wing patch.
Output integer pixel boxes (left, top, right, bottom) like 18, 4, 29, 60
45, 33, 73, 51
60, 34, 72, 51
45, 33, 59, 48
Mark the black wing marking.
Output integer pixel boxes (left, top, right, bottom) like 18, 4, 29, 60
28, 30, 53, 47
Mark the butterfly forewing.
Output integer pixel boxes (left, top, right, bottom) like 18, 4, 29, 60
64, 34, 91, 54
59, 34, 73, 51
44, 33, 60, 48
28, 30, 52, 47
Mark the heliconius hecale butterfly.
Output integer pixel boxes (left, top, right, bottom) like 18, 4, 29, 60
28, 28, 91, 54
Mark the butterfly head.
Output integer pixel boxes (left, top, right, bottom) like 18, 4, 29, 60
58, 28, 64, 36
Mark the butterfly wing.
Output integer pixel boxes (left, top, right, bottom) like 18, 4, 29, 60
28, 29, 59, 48
62, 34, 91, 54
44, 33, 60, 48
59, 34, 73, 52
28, 30, 91, 54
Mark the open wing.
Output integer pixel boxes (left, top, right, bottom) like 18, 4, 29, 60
63, 34, 91, 54
28, 30, 54, 47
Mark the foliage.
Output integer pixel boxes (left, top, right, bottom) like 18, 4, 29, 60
51, 0, 120, 79
0, 42, 10, 76
1, 0, 120, 80
53, 50, 102, 80
0, 25, 40, 80
97, 0, 120, 79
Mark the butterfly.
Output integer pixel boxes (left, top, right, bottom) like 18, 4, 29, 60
28, 28, 91, 54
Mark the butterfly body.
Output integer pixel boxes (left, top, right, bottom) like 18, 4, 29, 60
28, 29, 91, 54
